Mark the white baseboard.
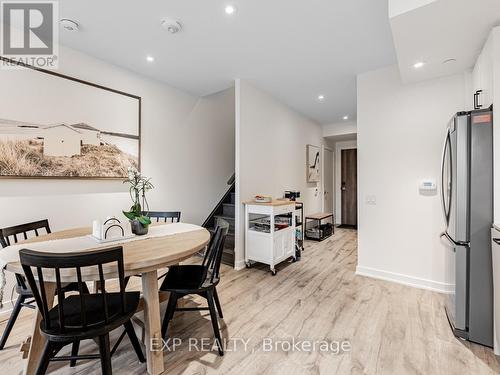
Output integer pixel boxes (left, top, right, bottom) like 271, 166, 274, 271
234, 259, 245, 271
356, 265, 453, 294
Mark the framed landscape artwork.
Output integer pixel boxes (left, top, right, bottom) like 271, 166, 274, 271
0, 58, 141, 179
307, 144, 320, 182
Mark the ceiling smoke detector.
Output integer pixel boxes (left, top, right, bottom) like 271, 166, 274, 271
161, 18, 182, 34
60, 19, 79, 32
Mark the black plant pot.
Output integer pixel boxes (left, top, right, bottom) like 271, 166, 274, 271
131, 219, 149, 235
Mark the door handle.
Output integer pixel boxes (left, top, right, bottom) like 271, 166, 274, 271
440, 232, 456, 251
474, 90, 483, 110
440, 232, 469, 248
440, 128, 452, 225
493, 238, 500, 246
341, 182, 346, 191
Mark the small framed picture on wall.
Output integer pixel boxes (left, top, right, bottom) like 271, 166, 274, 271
307, 144, 320, 182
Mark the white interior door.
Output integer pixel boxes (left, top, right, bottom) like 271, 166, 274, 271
323, 148, 334, 213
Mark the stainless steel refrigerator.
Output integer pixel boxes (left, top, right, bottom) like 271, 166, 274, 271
440, 107, 493, 347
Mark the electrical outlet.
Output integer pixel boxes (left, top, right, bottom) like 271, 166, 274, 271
365, 195, 377, 205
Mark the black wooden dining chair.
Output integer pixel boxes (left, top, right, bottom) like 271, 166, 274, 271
124, 211, 182, 287
142, 211, 181, 223
0, 220, 88, 350
19, 246, 144, 375
160, 219, 229, 356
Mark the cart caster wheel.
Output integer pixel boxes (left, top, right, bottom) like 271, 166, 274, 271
291, 257, 297, 263
245, 262, 252, 268
271, 269, 277, 276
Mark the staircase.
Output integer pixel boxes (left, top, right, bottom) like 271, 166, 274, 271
202, 174, 235, 267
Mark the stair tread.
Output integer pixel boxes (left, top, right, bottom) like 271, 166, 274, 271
214, 215, 235, 220
208, 227, 235, 235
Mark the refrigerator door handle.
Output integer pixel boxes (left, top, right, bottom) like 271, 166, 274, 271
440, 231, 456, 250
440, 231, 469, 248
440, 127, 452, 225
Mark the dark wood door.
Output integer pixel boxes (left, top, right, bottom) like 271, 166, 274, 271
341, 149, 357, 226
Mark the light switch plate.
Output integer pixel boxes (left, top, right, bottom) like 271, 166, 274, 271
366, 195, 376, 205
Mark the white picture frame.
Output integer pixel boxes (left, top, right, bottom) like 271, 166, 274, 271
307, 144, 320, 182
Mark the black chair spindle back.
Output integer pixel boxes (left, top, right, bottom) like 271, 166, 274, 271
143, 211, 181, 223
19, 247, 127, 333
201, 219, 229, 284
0, 219, 51, 248
1, 220, 52, 291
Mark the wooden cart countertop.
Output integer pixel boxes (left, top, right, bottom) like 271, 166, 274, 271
305, 212, 334, 220
243, 200, 295, 206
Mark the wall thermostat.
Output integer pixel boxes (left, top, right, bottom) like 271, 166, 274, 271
419, 179, 437, 191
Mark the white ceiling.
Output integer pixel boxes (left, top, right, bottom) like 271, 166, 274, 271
58, 0, 396, 125
390, 0, 500, 83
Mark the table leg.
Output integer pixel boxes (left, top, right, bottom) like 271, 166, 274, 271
93, 280, 101, 293
141, 271, 164, 375
24, 282, 56, 375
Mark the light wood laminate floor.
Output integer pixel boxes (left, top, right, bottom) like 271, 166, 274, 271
1, 228, 500, 374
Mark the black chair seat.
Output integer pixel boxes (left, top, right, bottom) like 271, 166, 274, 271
161, 265, 219, 293
15, 284, 35, 296
43, 292, 140, 340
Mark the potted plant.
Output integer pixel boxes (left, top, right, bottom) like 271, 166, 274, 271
123, 167, 154, 235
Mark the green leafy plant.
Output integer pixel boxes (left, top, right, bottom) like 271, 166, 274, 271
123, 167, 154, 226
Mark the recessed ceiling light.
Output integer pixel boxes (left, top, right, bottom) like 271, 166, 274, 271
146, 56, 154, 62
343, 115, 349, 120
60, 19, 79, 32
318, 95, 325, 101
413, 61, 425, 69
225, 5, 236, 15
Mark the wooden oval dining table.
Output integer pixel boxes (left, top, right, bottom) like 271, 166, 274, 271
4, 223, 210, 375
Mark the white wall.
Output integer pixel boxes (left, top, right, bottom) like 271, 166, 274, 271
234, 80, 324, 269
388, 0, 437, 17
0, 47, 235, 314
356, 65, 468, 292
323, 121, 357, 138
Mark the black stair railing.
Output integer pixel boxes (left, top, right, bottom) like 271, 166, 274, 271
202, 173, 235, 229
